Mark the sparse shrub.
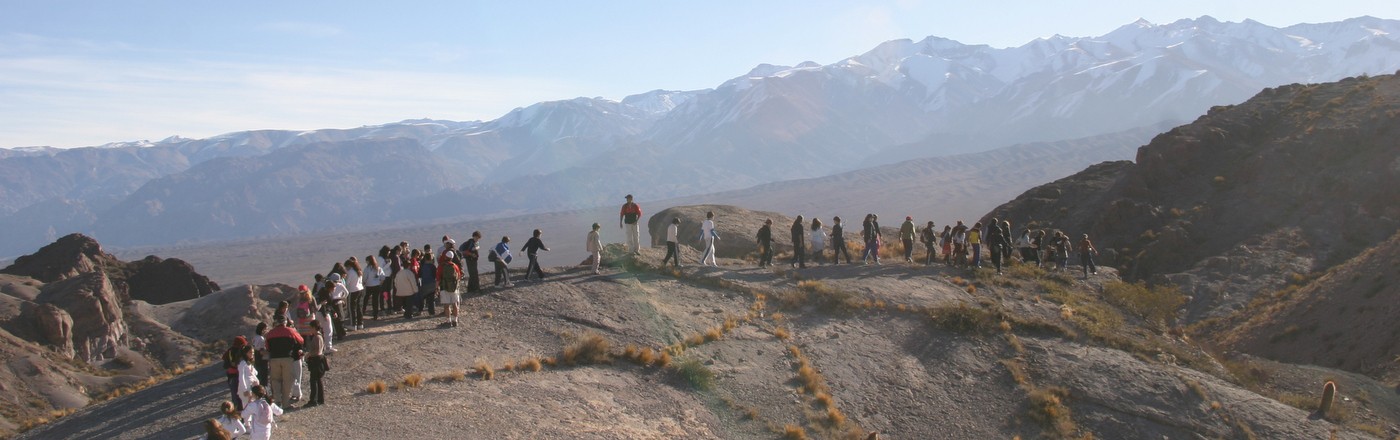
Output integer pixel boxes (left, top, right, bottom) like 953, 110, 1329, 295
674, 358, 715, 391
705, 327, 724, 342
436, 370, 467, 382
402, 373, 424, 388
927, 303, 995, 334
686, 333, 707, 347
561, 332, 613, 365
814, 391, 834, 408
966, 284, 977, 294
1028, 386, 1076, 438
541, 357, 557, 367
501, 361, 516, 372
822, 406, 847, 427
783, 424, 808, 440
523, 358, 543, 372
474, 361, 494, 380
623, 344, 638, 359
774, 327, 791, 340
1101, 281, 1186, 330
656, 351, 672, 367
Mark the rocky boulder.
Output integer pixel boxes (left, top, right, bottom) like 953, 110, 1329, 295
125, 256, 219, 305
648, 205, 796, 259
35, 272, 127, 362
29, 303, 74, 359
1, 233, 120, 283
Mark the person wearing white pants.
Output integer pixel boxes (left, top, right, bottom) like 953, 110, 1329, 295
700, 211, 719, 266
586, 223, 603, 274
619, 194, 642, 254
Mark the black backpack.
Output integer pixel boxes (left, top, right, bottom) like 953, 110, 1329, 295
440, 262, 460, 292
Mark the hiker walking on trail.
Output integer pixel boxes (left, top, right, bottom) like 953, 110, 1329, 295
810, 218, 828, 265
790, 216, 807, 268
831, 216, 852, 264
619, 194, 643, 254
862, 214, 882, 265
461, 231, 483, 293
241, 385, 283, 440
700, 212, 720, 267
756, 219, 774, 268
920, 221, 937, 265
587, 223, 604, 274
1078, 234, 1099, 277
523, 229, 551, 281
900, 216, 916, 263
969, 222, 983, 268
1051, 231, 1071, 271
663, 218, 682, 267
491, 236, 513, 287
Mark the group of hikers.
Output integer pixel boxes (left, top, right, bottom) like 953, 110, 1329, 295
201, 195, 1099, 439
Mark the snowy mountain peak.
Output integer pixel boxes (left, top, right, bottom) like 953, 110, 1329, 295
622, 89, 707, 115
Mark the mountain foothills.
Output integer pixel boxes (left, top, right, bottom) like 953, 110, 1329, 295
8, 72, 1400, 438
3, 16, 1400, 256
986, 73, 1400, 379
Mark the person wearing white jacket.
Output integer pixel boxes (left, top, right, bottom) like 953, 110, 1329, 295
362, 255, 386, 320
241, 385, 283, 440
344, 258, 365, 331
236, 346, 260, 409
699, 211, 719, 267
586, 223, 603, 274
810, 218, 828, 265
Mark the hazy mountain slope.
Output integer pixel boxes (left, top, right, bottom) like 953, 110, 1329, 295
984, 73, 1400, 325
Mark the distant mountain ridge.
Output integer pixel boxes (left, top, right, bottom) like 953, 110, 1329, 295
3, 16, 1400, 255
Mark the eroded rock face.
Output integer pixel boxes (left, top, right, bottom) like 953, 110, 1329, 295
35, 272, 127, 362
1, 234, 117, 283
30, 303, 74, 359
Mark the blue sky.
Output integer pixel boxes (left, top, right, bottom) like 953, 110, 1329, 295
1, 0, 1396, 148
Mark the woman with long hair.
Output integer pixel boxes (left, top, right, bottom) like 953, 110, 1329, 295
810, 218, 827, 265
344, 257, 365, 331
240, 384, 283, 440
202, 401, 246, 440
236, 345, 259, 410
202, 419, 232, 440
362, 254, 386, 320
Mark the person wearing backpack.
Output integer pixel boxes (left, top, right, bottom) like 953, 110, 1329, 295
586, 223, 603, 274
522, 229, 551, 281
831, 216, 852, 264
619, 194, 643, 254
490, 236, 513, 288
920, 221, 937, 265
438, 251, 463, 327
756, 219, 773, 268
460, 231, 483, 293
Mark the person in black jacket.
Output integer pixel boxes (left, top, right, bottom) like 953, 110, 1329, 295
522, 229, 550, 281
920, 221, 937, 265
830, 216, 851, 264
756, 219, 773, 268
459, 231, 482, 293
790, 215, 806, 268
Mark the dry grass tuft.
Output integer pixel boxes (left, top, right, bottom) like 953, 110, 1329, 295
561, 331, 613, 365
501, 360, 516, 372
636, 347, 657, 366
623, 344, 639, 360
523, 357, 543, 372
402, 373, 425, 388
822, 406, 847, 427
1028, 386, 1077, 438
474, 361, 495, 380
723, 316, 739, 331
366, 380, 388, 394
814, 391, 835, 409
774, 327, 791, 340
686, 333, 707, 347
541, 357, 557, 367
657, 351, 672, 368
783, 424, 809, 440
705, 327, 724, 342
435, 370, 467, 383
966, 284, 977, 294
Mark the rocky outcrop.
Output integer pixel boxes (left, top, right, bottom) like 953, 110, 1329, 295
35, 273, 127, 362
1, 234, 119, 283
125, 256, 219, 305
985, 74, 1400, 323
1, 233, 219, 306
29, 303, 73, 359
648, 205, 796, 259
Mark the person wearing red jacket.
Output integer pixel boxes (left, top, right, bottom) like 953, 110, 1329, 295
263, 317, 304, 408
619, 194, 642, 254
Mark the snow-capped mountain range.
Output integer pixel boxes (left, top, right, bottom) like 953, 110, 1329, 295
2, 16, 1398, 255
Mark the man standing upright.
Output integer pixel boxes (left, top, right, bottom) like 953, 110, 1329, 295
619, 194, 642, 254
264, 317, 303, 409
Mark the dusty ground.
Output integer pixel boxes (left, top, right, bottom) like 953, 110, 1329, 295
20, 247, 1397, 439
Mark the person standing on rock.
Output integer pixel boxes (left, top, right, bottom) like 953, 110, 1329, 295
619, 194, 643, 254
662, 218, 681, 268
986, 218, 1006, 275
241, 385, 283, 440
790, 215, 807, 268
810, 218, 828, 265
523, 229, 551, 281
831, 216, 852, 264
461, 231, 483, 293
920, 221, 938, 265
491, 236, 514, 288
756, 219, 773, 268
587, 223, 604, 274
303, 320, 327, 408
438, 251, 464, 327
700, 211, 720, 267
899, 216, 917, 263
264, 317, 303, 408
1078, 233, 1099, 277
999, 220, 1014, 266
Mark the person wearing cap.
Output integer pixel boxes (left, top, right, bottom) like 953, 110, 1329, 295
437, 251, 463, 327
263, 317, 303, 408
619, 194, 643, 254
899, 216, 917, 263
586, 223, 604, 274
